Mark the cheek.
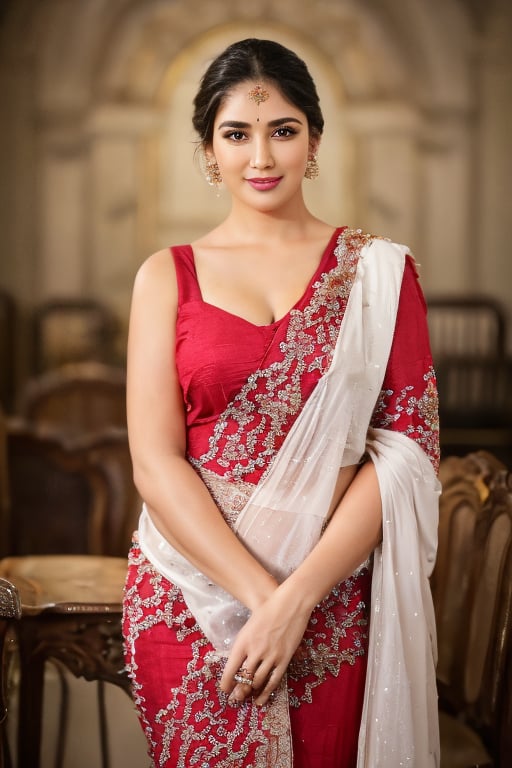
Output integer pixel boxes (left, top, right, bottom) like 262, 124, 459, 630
287, 148, 309, 171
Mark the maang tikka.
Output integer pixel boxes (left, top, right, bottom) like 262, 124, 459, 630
248, 84, 270, 121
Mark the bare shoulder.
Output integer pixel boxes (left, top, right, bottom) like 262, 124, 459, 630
135, 247, 174, 282
132, 247, 177, 303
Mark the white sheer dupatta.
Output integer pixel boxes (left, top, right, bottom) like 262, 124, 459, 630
138, 236, 406, 649
360, 428, 440, 767
138, 235, 441, 763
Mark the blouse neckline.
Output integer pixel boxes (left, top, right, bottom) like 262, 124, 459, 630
184, 226, 344, 330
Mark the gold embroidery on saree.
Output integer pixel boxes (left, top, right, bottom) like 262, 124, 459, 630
190, 229, 374, 482
123, 542, 369, 767
371, 365, 440, 470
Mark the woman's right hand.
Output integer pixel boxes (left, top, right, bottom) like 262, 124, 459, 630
220, 580, 313, 707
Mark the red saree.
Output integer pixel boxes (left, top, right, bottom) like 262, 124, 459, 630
122, 228, 439, 767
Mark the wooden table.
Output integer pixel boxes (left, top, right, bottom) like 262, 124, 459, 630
0, 555, 130, 768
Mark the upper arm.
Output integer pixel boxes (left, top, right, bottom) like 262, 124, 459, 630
370, 256, 440, 471
126, 248, 186, 481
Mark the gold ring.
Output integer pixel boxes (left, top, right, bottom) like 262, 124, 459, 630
238, 666, 254, 679
233, 673, 254, 686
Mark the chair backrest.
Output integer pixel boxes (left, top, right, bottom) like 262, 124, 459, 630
19, 361, 127, 438
78, 428, 141, 557
433, 451, 512, 764
0, 408, 9, 559
32, 297, 118, 374
436, 354, 512, 429
0, 287, 16, 413
5, 421, 138, 557
426, 295, 506, 364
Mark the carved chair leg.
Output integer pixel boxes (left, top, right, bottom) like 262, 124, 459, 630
15, 619, 46, 768
51, 660, 70, 768
97, 680, 111, 768
0, 622, 13, 768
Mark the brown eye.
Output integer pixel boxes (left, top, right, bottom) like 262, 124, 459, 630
273, 126, 297, 138
224, 131, 247, 141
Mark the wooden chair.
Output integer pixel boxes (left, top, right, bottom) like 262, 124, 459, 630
426, 295, 511, 466
0, 289, 16, 414
433, 451, 512, 767
79, 427, 141, 557
0, 408, 9, 559
436, 356, 512, 467
426, 295, 506, 364
5, 421, 139, 557
1, 421, 140, 767
0, 409, 14, 767
18, 361, 127, 439
0, 578, 20, 768
31, 298, 119, 374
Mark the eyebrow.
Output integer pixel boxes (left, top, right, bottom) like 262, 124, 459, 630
217, 117, 304, 130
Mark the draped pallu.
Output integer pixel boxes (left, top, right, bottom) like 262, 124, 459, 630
123, 228, 440, 767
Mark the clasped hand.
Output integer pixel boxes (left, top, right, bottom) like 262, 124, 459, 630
219, 586, 311, 707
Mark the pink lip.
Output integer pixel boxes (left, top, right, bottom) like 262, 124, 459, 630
246, 176, 283, 191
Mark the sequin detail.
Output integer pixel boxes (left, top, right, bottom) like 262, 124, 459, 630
198, 467, 254, 527
372, 366, 440, 471
123, 542, 370, 767
190, 229, 373, 482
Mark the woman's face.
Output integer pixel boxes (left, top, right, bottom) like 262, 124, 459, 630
208, 80, 318, 213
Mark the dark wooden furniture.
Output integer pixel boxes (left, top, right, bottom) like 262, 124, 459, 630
0, 409, 9, 560
5, 421, 139, 558
19, 361, 127, 439
31, 298, 119, 374
0, 578, 20, 768
0, 289, 16, 414
0, 555, 129, 768
436, 355, 512, 465
432, 451, 512, 767
426, 295, 512, 466
426, 295, 506, 363
1, 421, 140, 766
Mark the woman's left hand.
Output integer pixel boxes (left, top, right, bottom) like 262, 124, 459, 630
219, 585, 311, 707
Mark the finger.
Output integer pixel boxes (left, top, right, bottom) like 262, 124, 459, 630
222, 658, 259, 695
254, 668, 284, 707
220, 656, 249, 693
227, 681, 253, 707
250, 659, 276, 693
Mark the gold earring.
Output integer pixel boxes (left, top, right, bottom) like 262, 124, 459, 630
205, 157, 222, 187
304, 155, 319, 180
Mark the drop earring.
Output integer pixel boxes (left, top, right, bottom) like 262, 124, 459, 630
304, 154, 319, 180
205, 157, 223, 187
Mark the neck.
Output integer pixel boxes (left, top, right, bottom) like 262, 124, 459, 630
222, 198, 318, 245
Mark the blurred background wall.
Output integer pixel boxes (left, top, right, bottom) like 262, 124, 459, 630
0, 0, 511, 389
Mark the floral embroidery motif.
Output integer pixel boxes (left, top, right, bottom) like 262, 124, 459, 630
190, 229, 374, 482
198, 467, 254, 527
287, 576, 369, 708
371, 366, 440, 470
123, 228, 439, 764
123, 542, 369, 767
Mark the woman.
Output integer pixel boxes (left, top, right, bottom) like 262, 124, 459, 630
123, 38, 440, 767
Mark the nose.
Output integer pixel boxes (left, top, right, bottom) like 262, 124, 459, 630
250, 136, 274, 170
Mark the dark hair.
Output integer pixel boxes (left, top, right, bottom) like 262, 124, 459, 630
192, 38, 324, 146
